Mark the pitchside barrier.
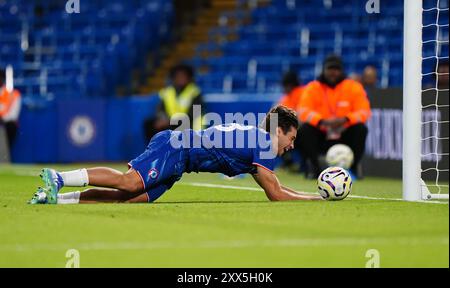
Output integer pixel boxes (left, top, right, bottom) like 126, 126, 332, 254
11, 88, 449, 181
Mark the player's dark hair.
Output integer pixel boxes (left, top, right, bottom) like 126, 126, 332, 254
263, 105, 299, 134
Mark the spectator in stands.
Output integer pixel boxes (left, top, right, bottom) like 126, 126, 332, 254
361, 65, 378, 89
144, 64, 203, 142
0, 68, 22, 153
361, 65, 378, 102
297, 55, 371, 178
437, 60, 449, 89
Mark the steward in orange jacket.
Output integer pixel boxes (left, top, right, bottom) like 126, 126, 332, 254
0, 69, 21, 150
296, 55, 371, 178
279, 71, 305, 111
280, 86, 305, 111
278, 71, 307, 170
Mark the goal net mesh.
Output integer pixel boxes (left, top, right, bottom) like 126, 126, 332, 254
421, 0, 449, 198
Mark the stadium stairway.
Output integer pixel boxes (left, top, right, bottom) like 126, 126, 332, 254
139, 0, 268, 94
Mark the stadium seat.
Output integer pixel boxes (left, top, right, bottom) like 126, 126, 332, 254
183, 0, 416, 93
0, 0, 173, 101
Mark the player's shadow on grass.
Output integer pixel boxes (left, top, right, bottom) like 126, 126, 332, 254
154, 200, 269, 204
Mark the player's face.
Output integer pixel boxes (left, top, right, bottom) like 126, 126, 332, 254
277, 126, 297, 156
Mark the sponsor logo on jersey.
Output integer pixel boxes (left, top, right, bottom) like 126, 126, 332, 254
148, 168, 159, 180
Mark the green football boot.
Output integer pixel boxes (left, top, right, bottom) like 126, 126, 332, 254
40, 168, 64, 204
28, 187, 49, 204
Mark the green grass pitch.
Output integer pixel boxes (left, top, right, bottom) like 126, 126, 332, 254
0, 164, 448, 268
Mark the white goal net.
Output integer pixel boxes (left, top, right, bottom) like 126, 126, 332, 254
421, 0, 449, 199
404, 0, 449, 201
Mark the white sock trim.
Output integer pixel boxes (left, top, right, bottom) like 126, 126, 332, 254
57, 191, 81, 204
60, 169, 89, 187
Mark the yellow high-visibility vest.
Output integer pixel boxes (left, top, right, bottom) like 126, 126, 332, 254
159, 83, 202, 130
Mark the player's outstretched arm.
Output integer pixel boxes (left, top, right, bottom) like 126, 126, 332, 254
252, 166, 323, 201
280, 185, 320, 198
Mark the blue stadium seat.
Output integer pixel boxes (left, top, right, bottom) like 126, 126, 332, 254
0, 0, 173, 101
186, 0, 437, 92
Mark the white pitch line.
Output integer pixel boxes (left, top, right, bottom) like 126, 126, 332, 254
1, 237, 448, 252
181, 182, 449, 205
184, 182, 262, 192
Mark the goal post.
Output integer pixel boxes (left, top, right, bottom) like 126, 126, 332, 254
403, 0, 423, 201
403, 0, 449, 201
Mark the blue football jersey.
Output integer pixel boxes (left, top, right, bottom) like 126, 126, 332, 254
172, 124, 277, 177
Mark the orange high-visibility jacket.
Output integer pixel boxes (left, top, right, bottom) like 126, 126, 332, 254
279, 86, 305, 112
297, 79, 371, 128
0, 85, 21, 122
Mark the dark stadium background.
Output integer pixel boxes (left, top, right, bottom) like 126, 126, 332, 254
1, 0, 448, 180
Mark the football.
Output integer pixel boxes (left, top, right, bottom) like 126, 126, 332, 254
325, 144, 354, 169
317, 167, 353, 201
